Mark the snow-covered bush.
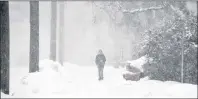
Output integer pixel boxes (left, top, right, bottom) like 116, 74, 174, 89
122, 56, 147, 81
140, 4, 197, 84
126, 56, 147, 72
123, 72, 144, 81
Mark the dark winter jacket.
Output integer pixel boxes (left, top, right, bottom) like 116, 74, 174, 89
95, 53, 106, 67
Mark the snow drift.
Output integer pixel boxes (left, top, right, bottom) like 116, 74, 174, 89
1, 59, 197, 98
18, 59, 65, 97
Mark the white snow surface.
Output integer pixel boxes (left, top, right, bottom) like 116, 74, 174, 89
2, 59, 197, 98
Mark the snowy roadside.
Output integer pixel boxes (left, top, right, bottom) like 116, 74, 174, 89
1, 59, 197, 98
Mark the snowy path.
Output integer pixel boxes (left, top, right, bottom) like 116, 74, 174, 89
56, 65, 197, 98
2, 61, 197, 98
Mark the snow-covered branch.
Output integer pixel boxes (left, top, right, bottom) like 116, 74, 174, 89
123, 6, 164, 14
170, 4, 185, 19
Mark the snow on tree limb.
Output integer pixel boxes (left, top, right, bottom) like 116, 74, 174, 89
122, 6, 164, 14
170, 4, 185, 19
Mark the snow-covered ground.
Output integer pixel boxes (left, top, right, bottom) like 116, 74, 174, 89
1, 59, 197, 98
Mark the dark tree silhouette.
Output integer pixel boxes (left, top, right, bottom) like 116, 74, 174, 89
29, 1, 39, 73
0, 1, 10, 94
50, 1, 57, 61
58, 2, 65, 65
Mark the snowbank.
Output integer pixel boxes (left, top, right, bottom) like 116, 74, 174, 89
39, 59, 63, 72
1, 92, 12, 98
17, 59, 65, 97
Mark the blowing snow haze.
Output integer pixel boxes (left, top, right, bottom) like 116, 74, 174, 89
1, 1, 197, 98
10, 1, 115, 66
9, 1, 197, 67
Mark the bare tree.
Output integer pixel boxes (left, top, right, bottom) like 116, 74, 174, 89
29, 1, 39, 73
50, 1, 57, 61
0, 1, 10, 94
58, 2, 65, 65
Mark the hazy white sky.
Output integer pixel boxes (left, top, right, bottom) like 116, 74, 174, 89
9, 1, 197, 67
9, 1, 118, 67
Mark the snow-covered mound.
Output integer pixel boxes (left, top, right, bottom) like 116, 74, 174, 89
126, 56, 147, 72
1, 92, 12, 98
19, 59, 65, 96
39, 59, 63, 72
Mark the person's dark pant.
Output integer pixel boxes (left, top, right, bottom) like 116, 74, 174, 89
97, 65, 104, 80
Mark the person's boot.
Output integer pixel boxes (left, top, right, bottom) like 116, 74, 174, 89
99, 75, 103, 81
101, 77, 103, 80
98, 77, 102, 81
101, 73, 104, 80
101, 70, 104, 80
98, 74, 103, 81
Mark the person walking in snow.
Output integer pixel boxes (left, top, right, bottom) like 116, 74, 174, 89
95, 49, 106, 81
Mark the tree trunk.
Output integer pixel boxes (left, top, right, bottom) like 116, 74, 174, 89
58, 2, 65, 65
181, 31, 184, 83
50, 1, 57, 61
29, 1, 39, 73
0, 1, 10, 94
